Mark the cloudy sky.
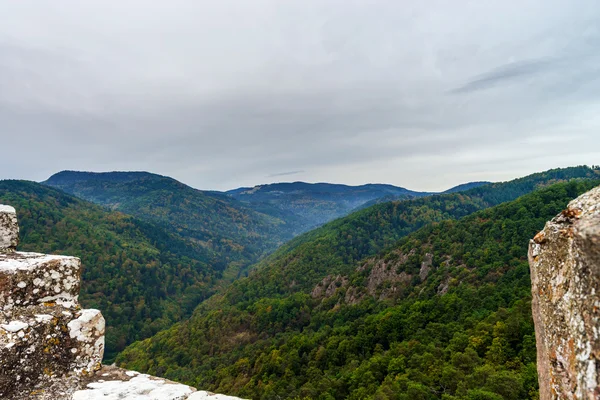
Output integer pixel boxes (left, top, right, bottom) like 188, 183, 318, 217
1, 0, 599, 191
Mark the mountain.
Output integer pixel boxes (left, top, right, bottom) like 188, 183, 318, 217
443, 181, 491, 193
116, 166, 600, 399
351, 181, 491, 211
45, 172, 489, 246
44, 171, 299, 279
227, 182, 431, 231
0, 180, 234, 362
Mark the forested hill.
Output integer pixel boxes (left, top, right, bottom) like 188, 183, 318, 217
442, 181, 491, 193
227, 182, 432, 230
236, 166, 599, 296
44, 170, 300, 279
354, 181, 491, 211
116, 167, 599, 399
227, 181, 494, 231
0, 180, 235, 361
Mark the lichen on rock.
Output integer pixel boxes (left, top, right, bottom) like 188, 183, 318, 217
0, 205, 18, 252
529, 186, 600, 399
0, 208, 104, 398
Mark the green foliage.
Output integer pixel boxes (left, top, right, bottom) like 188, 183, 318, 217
0, 180, 224, 361
44, 171, 299, 278
228, 165, 600, 300
117, 169, 599, 399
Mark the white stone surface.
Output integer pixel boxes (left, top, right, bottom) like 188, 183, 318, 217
68, 310, 104, 342
188, 391, 244, 399
67, 309, 105, 373
0, 252, 79, 273
72, 374, 195, 400
0, 205, 18, 252
0, 205, 16, 213
0, 321, 29, 332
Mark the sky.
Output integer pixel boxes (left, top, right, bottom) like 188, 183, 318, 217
1, 0, 599, 191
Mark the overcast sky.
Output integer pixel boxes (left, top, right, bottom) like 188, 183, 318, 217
1, 1, 599, 191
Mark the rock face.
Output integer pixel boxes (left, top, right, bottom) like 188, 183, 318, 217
0, 205, 18, 252
0, 204, 244, 400
0, 207, 105, 399
529, 186, 600, 400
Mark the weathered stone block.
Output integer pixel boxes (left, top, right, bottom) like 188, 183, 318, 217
67, 309, 105, 374
0, 252, 81, 310
529, 185, 600, 400
0, 205, 18, 252
0, 306, 102, 398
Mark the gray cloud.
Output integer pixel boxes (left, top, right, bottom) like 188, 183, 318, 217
268, 170, 305, 177
0, 0, 599, 191
449, 58, 559, 94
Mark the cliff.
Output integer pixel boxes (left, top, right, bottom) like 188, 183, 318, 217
0, 204, 241, 399
529, 185, 600, 399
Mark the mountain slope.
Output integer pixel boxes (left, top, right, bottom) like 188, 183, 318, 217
232, 166, 599, 295
116, 166, 599, 399
354, 181, 491, 211
227, 182, 431, 231
0, 180, 230, 361
44, 171, 297, 278
443, 181, 491, 193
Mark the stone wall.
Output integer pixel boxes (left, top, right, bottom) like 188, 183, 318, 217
0, 205, 242, 400
529, 186, 600, 399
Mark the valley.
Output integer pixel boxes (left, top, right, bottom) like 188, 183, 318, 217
2, 165, 598, 398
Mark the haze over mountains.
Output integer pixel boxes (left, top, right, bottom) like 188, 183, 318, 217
227, 181, 492, 230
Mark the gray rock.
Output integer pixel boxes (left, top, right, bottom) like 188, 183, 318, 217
529, 185, 600, 399
0, 251, 104, 398
0, 205, 18, 253
419, 252, 433, 281
0, 252, 81, 309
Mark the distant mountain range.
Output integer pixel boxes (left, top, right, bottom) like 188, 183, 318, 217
44, 170, 491, 238
227, 180, 491, 229
227, 182, 429, 230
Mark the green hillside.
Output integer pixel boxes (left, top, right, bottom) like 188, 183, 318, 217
0, 180, 227, 361
116, 167, 599, 399
44, 171, 299, 279
231, 166, 599, 296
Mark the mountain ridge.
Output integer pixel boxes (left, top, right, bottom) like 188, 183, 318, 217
46, 171, 491, 238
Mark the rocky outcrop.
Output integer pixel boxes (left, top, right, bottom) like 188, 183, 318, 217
419, 253, 433, 281
0, 205, 243, 400
358, 250, 413, 299
529, 186, 600, 400
312, 250, 436, 306
0, 210, 104, 398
